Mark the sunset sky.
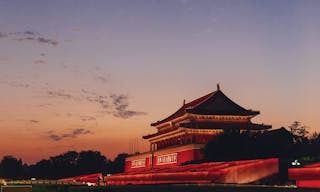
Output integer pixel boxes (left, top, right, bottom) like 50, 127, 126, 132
1, 0, 320, 164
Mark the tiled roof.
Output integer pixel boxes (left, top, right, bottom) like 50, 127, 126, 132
151, 89, 259, 127
151, 91, 214, 126
180, 122, 271, 130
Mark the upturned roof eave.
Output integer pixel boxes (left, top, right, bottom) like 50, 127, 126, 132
186, 108, 260, 116
150, 91, 215, 126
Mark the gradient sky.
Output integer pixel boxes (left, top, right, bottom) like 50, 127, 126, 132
0, 0, 320, 164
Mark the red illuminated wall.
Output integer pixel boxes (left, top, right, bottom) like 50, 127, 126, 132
59, 173, 101, 184
289, 164, 320, 188
125, 156, 151, 173
178, 149, 202, 164
107, 158, 279, 185
153, 149, 202, 169
125, 144, 204, 172
296, 180, 320, 188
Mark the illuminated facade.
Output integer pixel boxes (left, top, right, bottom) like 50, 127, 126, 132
289, 163, 320, 188
125, 85, 271, 172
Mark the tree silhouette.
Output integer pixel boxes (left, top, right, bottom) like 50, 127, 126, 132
0, 156, 23, 179
204, 128, 294, 161
204, 131, 267, 161
289, 121, 309, 143
49, 151, 79, 179
30, 159, 53, 179
0, 150, 131, 179
108, 153, 129, 174
77, 150, 109, 175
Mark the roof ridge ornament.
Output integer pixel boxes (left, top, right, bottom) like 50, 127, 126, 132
217, 83, 220, 91
183, 99, 186, 106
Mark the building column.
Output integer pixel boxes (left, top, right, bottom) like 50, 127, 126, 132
150, 143, 157, 151
182, 134, 186, 144
192, 135, 196, 143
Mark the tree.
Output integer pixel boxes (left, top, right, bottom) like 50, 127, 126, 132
49, 151, 79, 179
204, 128, 295, 161
310, 132, 320, 144
0, 150, 130, 179
30, 159, 53, 179
77, 150, 109, 175
289, 121, 309, 142
256, 127, 294, 158
0, 156, 23, 179
204, 131, 258, 161
305, 132, 320, 158
108, 153, 129, 174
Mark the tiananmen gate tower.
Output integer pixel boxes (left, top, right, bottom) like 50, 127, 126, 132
125, 85, 271, 172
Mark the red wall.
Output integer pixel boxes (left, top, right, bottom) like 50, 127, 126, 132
125, 157, 151, 173
297, 180, 320, 188
288, 163, 320, 188
177, 149, 202, 164
153, 149, 202, 169
107, 158, 279, 185
126, 148, 203, 172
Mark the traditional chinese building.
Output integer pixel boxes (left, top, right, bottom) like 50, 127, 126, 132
125, 85, 271, 172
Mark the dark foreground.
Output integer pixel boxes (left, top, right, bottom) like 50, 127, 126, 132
3, 184, 320, 192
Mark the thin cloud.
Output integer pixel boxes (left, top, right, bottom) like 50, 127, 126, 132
110, 94, 146, 119
29, 120, 40, 123
37, 37, 58, 46
0, 80, 38, 92
16, 37, 58, 46
94, 76, 109, 84
82, 90, 146, 118
86, 95, 110, 109
80, 116, 96, 122
94, 110, 112, 117
34, 60, 46, 64
24, 31, 36, 36
17, 37, 35, 41
0, 32, 8, 38
1, 80, 32, 88
66, 113, 73, 117
73, 128, 91, 135
48, 128, 92, 141
2, 78, 145, 119
91, 66, 109, 84
36, 103, 53, 108
82, 89, 110, 109
0, 30, 59, 46
46, 90, 74, 100
61, 63, 68, 69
